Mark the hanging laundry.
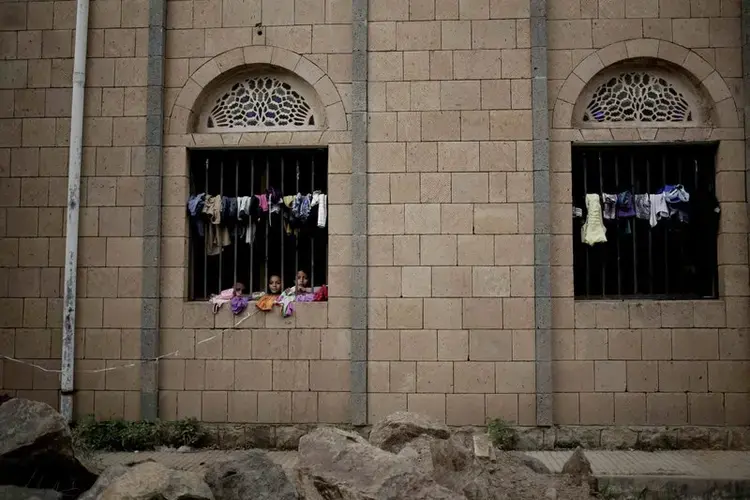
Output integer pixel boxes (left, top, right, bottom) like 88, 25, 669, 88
209, 288, 235, 314
582, 194, 607, 245
660, 184, 690, 222
634, 194, 650, 220
617, 191, 636, 218
313, 192, 328, 228
230, 295, 249, 314
203, 195, 231, 256
601, 193, 617, 219
267, 187, 283, 214
648, 193, 669, 228
187, 193, 206, 236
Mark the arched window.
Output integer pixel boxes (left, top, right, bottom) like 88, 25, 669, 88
197, 70, 324, 133
574, 65, 708, 128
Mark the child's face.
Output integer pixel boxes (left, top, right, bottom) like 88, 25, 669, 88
296, 271, 309, 288
268, 276, 281, 294
233, 283, 244, 295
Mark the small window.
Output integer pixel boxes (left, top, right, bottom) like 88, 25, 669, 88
188, 149, 328, 301
572, 144, 719, 300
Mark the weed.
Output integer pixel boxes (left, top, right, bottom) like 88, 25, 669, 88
487, 417, 517, 450
72, 416, 207, 452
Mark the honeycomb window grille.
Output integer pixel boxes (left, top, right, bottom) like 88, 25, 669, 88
205, 76, 318, 131
582, 71, 693, 124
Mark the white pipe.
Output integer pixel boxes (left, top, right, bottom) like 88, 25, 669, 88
60, 0, 90, 423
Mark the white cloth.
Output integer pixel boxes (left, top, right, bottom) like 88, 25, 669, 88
649, 193, 669, 228
582, 194, 607, 245
315, 193, 327, 228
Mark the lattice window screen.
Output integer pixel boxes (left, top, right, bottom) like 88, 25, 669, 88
206, 76, 317, 130
583, 72, 693, 124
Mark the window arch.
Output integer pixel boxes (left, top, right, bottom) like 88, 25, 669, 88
196, 69, 325, 133
574, 64, 710, 128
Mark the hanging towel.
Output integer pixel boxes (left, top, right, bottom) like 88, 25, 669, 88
316, 193, 327, 228
602, 193, 617, 219
203, 195, 231, 256
582, 194, 607, 245
649, 193, 669, 228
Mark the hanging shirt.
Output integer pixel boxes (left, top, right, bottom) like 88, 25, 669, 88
203, 195, 231, 256
602, 193, 617, 219
660, 184, 690, 222
634, 194, 650, 220
649, 193, 669, 228
582, 194, 607, 245
313, 192, 327, 228
617, 191, 636, 218
187, 193, 206, 237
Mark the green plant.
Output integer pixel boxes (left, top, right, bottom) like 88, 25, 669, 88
487, 417, 517, 450
72, 417, 207, 451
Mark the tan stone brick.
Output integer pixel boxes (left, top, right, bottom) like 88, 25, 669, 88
708, 361, 750, 392
469, 329, 511, 361
549, 20, 592, 49
419, 234, 455, 265
318, 392, 348, 424
424, 298, 463, 329
405, 204, 441, 234
719, 328, 750, 360
429, 266, 469, 297
659, 0, 690, 17
390, 361, 416, 392
494, 235, 533, 266
510, 266, 534, 297
401, 266, 432, 298
726, 393, 750, 425
489, 110, 531, 140
394, 235, 420, 265
688, 393, 724, 426
445, 394, 484, 424
671, 328, 719, 360
398, 329, 435, 360
440, 204, 473, 234
550, 392, 577, 424
456, 235, 493, 266
553, 360, 594, 391
673, 19, 709, 48
173, 391, 200, 420
458, 111, 488, 140
251, 330, 288, 359
386, 299, 423, 329
625, 0, 658, 17
578, 392, 613, 425
272, 360, 309, 391
368, 394, 407, 423
647, 393, 687, 425
436, 0, 459, 18
461, 298, 502, 329
226, 391, 257, 423
453, 49, 501, 79
612, 392, 645, 425
710, 18, 740, 48
234, 360, 272, 390
368, 267, 402, 298
607, 329, 641, 360
474, 204, 517, 234
593, 19, 643, 48
659, 361, 708, 392
470, 266, 509, 297
453, 361, 493, 393
396, 21, 441, 50
438, 329, 468, 361
624, 360, 657, 393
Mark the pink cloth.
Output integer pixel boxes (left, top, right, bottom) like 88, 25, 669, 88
257, 194, 268, 212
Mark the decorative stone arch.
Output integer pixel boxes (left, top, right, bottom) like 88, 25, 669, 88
552, 38, 740, 131
168, 45, 347, 136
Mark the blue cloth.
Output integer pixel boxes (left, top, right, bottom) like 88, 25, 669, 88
187, 193, 205, 236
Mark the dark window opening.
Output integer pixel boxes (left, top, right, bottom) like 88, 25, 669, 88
572, 144, 719, 300
188, 148, 328, 301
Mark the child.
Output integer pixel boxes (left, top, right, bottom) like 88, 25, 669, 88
293, 270, 313, 295
256, 275, 282, 311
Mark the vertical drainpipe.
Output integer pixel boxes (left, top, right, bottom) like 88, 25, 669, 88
140, 0, 167, 420
60, 0, 91, 423
350, 0, 369, 426
531, 0, 553, 426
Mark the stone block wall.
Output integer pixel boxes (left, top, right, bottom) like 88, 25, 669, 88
547, 0, 750, 427
0, 0, 748, 430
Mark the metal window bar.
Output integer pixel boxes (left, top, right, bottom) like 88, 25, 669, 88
188, 149, 328, 301
572, 144, 718, 300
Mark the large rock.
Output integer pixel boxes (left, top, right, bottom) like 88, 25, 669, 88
0, 399, 97, 499
369, 412, 451, 453
0, 486, 62, 500
205, 450, 298, 500
77, 465, 129, 500
295, 427, 465, 500
98, 461, 213, 500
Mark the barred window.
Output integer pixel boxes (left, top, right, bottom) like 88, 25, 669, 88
572, 144, 719, 300
188, 149, 328, 301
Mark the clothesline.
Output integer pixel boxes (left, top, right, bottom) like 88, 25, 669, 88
578, 184, 720, 246
186, 190, 328, 256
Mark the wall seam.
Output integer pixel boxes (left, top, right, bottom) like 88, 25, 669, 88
531, 0, 553, 426
350, 0, 368, 426
140, 0, 166, 420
